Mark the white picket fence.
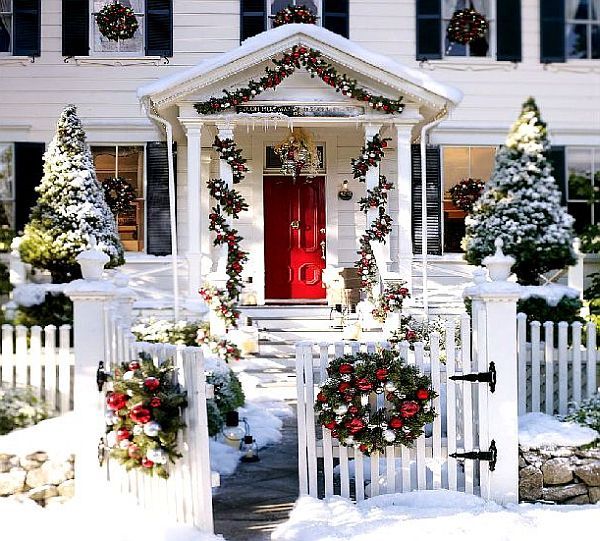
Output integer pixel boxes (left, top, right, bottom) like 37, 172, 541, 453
296, 314, 498, 500
517, 314, 599, 416
0, 324, 73, 413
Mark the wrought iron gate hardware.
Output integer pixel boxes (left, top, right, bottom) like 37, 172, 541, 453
450, 440, 497, 471
98, 437, 107, 467
96, 360, 108, 392
449, 361, 497, 393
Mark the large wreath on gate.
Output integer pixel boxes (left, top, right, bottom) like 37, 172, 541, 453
446, 8, 488, 45
271, 4, 318, 27
102, 176, 136, 215
95, 1, 139, 42
315, 350, 436, 455
103, 356, 187, 479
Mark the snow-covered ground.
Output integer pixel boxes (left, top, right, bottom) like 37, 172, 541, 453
519, 412, 599, 448
272, 491, 600, 541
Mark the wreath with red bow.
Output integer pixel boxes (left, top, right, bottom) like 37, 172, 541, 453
95, 1, 139, 42
315, 350, 436, 455
271, 4, 318, 27
446, 8, 488, 45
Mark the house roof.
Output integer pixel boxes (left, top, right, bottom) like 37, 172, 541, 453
138, 24, 463, 111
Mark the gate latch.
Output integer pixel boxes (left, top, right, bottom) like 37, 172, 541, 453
449, 361, 496, 393
450, 440, 498, 471
96, 361, 109, 392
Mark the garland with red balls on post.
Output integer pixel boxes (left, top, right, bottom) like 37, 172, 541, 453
271, 4, 318, 27
199, 137, 250, 329
194, 45, 404, 116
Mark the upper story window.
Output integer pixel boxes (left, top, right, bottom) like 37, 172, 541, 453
0, 143, 14, 228
0, 1, 13, 53
566, 147, 600, 232
0, 0, 41, 57
443, 0, 493, 57
566, 0, 600, 59
91, 0, 144, 55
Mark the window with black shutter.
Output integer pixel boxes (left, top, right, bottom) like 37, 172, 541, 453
411, 145, 442, 255
13, 0, 40, 56
146, 0, 172, 57
62, 0, 89, 56
563, 147, 600, 234
241, 0, 266, 41
14, 142, 45, 233
540, 0, 566, 63
416, 0, 442, 60
146, 141, 176, 256
322, 0, 349, 38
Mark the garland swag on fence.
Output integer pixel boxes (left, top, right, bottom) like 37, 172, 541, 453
194, 46, 404, 116
200, 137, 249, 328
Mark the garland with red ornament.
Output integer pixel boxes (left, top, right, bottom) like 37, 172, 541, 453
315, 350, 436, 455
271, 4, 317, 27
446, 7, 488, 46
372, 282, 411, 323
194, 45, 404, 116
102, 356, 187, 479
95, 1, 139, 42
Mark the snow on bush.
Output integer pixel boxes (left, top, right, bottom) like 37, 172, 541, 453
564, 395, 600, 436
11, 284, 48, 307
519, 412, 598, 449
0, 387, 49, 435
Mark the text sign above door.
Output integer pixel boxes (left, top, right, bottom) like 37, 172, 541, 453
235, 105, 365, 117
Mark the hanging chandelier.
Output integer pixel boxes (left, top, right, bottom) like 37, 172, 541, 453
274, 128, 320, 180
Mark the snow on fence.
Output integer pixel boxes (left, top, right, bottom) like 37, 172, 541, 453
0, 323, 73, 413
517, 313, 599, 416
296, 315, 496, 501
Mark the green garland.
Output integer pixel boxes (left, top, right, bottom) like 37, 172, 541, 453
315, 350, 436, 455
104, 356, 187, 479
372, 282, 411, 323
194, 45, 404, 116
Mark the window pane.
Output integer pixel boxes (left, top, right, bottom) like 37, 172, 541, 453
443, 147, 470, 193
92, 147, 117, 181
567, 0, 589, 19
568, 148, 593, 200
117, 146, 143, 196
93, 0, 144, 54
0, 202, 13, 228
0, 0, 11, 53
567, 23, 589, 58
470, 147, 496, 181
568, 202, 592, 232
0, 143, 13, 200
592, 24, 600, 57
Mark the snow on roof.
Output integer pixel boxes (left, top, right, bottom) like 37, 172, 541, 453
138, 24, 462, 105
519, 412, 599, 449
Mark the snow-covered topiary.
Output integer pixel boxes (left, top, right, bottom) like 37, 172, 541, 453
463, 97, 575, 284
19, 105, 124, 283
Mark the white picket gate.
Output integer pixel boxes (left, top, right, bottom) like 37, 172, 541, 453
296, 314, 498, 501
0, 323, 73, 413
517, 314, 599, 416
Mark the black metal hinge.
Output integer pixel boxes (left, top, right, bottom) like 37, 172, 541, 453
449, 361, 497, 393
96, 361, 108, 392
450, 440, 498, 471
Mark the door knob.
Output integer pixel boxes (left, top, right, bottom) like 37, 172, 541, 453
320, 240, 326, 260
291, 220, 300, 230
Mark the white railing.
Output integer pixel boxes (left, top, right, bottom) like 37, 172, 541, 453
517, 313, 599, 416
0, 323, 73, 414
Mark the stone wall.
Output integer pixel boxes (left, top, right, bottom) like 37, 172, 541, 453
519, 445, 600, 504
0, 451, 74, 507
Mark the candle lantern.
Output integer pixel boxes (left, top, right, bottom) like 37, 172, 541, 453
221, 411, 246, 449
240, 435, 260, 463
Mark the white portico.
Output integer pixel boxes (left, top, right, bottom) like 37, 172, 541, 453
138, 24, 462, 306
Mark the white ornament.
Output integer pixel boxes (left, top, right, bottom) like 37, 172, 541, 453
334, 404, 348, 415
119, 439, 131, 449
383, 429, 396, 443
106, 431, 117, 448
146, 448, 168, 465
122, 371, 134, 381
104, 411, 119, 425
133, 425, 143, 436
344, 436, 354, 445
143, 421, 162, 437
341, 374, 352, 382
384, 382, 397, 392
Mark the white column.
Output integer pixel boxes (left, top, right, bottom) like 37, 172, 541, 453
185, 123, 204, 298
395, 124, 413, 291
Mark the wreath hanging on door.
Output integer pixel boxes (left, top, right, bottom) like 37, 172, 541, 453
315, 349, 436, 455
274, 128, 320, 179
95, 1, 140, 42
446, 7, 488, 45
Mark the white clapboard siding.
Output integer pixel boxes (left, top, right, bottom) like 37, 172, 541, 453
517, 316, 599, 414
295, 314, 489, 500
0, 324, 74, 414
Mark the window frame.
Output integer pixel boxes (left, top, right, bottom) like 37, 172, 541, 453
566, 146, 600, 231
91, 143, 147, 253
0, 142, 15, 229
89, 0, 146, 57
565, 1, 600, 60
441, 0, 497, 60
0, 0, 13, 55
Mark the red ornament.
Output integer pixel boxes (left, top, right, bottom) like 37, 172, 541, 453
141, 458, 154, 468
116, 428, 131, 441
130, 405, 152, 424
325, 421, 336, 430
345, 417, 366, 435
128, 361, 140, 370
356, 378, 372, 391
144, 377, 160, 391
389, 417, 403, 429
416, 388, 430, 400
375, 368, 388, 381
317, 392, 327, 403
348, 405, 359, 414
343, 393, 354, 403
128, 445, 142, 459
359, 444, 368, 453
338, 382, 351, 393
106, 392, 128, 411
150, 397, 162, 408
339, 363, 354, 374
400, 400, 420, 418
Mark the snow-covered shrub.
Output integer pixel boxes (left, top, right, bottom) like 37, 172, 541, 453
19, 105, 124, 283
205, 356, 245, 437
0, 387, 49, 435
517, 294, 583, 330
463, 97, 575, 285
131, 318, 202, 346
13, 291, 73, 327
564, 395, 600, 442
389, 315, 461, 355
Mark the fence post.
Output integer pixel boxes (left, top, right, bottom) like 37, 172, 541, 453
64, 240, 116, 502
113, 272, 137, 328
567, 238, 584, 299
464, 239, 521, 504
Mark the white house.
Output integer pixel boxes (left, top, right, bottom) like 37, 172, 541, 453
0, 1, 598, 310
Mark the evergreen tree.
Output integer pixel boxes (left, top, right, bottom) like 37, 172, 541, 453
19, 105, 124, 282
463, 97, 575, 284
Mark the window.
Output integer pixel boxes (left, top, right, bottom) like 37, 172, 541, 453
443, 0, 493, 57
91, 0, 144, 55
264, 144, 325, 173
92, 145, 145, 252
567, 148, 600, 232
269, 0, 318, 29
0, 143, 14, 228
0, 1, 11, 53
566, 0, 600, 59
442, 146, 496, 253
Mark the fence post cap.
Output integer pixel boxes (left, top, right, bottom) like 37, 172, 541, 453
482, 237, 515, 282
75, 236, 110, 280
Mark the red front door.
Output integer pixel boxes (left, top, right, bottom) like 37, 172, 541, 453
264, 176, 326, 300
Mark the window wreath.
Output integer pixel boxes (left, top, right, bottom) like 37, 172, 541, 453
271, 4, 318, 27
315, 349, 436, 455
448, 177, 485, 213
95, 1, 140, 42
446, 7, 488, 46
102, 176, 137, 216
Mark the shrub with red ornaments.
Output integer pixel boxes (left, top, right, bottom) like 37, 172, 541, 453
372, 281, 411, 323
103, 355, 187, 479
315, 349, 435, 455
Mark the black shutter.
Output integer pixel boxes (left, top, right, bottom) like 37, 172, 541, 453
13, 0, 41, 56
411, 145, 442, 255
146, 141, 177, 256
62, 0, 89, 56
322, 0, 349, 38
416, 0, 442, 60
241, 0, 266, 42
548, 146, 567, 205
540, 0, 565, 63
14, 142, 45, 232
496, 0, 521, 62
146, 0, 173, 57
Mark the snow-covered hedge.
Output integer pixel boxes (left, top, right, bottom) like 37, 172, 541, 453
0, 388, 48, 436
